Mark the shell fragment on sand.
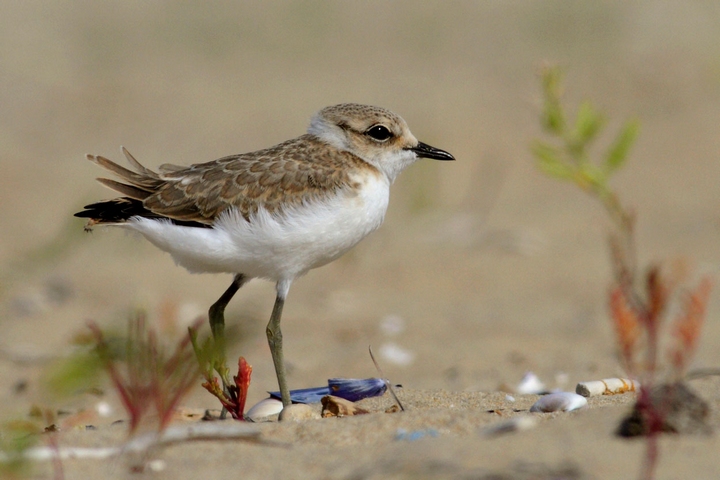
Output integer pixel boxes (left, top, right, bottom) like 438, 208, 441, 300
529, 392, 588, 413
321, 395, 370, 417
575, 378, 639, 397
516, 372, 547, 395
269, 377, 388, 404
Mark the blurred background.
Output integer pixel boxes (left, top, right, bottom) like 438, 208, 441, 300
2, 1, 720, 409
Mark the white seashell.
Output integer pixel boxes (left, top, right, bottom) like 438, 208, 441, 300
505, 394, 516, 403
95, 401, 113, 417
245, 398, 283, 422
529, 392, 587, 413
146, 459, 166, 472
378, 342, 415, 366
575, 378, 639, 397
516, 372, 546, 394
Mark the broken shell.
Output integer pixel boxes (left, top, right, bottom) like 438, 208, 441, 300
269, 377, 388, 404
328, 377, 387, 402
529, 392, 587, 413
516, 372, 547, 395
268, 387, 329, 404
321, 395, 369, 417
576, 378, 639, 397
245, 398, 283, 422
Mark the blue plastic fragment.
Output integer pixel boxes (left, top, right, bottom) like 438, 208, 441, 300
394, 428, 439, 441
269, 377, 388, 404
268, 386, 329, 404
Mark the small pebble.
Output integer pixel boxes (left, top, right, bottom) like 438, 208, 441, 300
279, 404, 320, 422
617, 382, 711, 437
146, 459, 166, 472
530, 392, 587, 413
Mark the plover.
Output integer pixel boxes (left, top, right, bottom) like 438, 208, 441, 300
75, 103, 455, 407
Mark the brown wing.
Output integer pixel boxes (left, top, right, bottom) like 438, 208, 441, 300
81, 136, 364, 226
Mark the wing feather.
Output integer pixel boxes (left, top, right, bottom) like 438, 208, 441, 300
79, 136, 371, 226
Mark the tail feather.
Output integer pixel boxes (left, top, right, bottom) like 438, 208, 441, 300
86, 148, 165, 194
74, 197, 210, 229
96, 178, 152, 200
76, 148, 208, 230
121, 146, 156, 177
75, 197, 151, 224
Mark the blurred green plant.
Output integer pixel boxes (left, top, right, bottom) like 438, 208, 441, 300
532, 65, 712, 480
0, 406, 65, 479
0, 420, 38, 479
532, 65, 640, 260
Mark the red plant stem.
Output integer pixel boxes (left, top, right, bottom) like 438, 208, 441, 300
640, 431, 658, 480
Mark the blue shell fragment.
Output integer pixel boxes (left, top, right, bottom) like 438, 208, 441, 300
269, 377, 388, 404
328, 377, 387, 402
268, 386, 328, 404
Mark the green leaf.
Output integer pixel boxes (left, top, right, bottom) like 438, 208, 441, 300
542, 101, 565, 135
573, 101, 605, 145
604, 119, 640, 173
43, 350, 104, 397
539, 66, 566, 134
531, 142, 574, 180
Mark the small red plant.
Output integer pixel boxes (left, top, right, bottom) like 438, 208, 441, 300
89, 313, 202, 435
668, 277, 712, 376
609, 266, 712, 480
200, 357, 252, 420
188, 328, 253, 420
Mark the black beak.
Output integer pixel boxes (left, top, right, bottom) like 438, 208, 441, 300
407, 141, 455, 161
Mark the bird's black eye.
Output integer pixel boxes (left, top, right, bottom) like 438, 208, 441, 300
365, 125, 393, 142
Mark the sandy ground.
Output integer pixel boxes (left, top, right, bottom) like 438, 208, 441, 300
2, 2, 720, 479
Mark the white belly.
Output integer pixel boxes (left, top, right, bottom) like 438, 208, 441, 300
124, 176, 390, 281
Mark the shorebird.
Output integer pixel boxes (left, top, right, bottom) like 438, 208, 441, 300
75, 103, 455, 407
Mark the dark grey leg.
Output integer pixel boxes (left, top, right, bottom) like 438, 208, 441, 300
207, 274, 247, 419
209, 274, 246, 340
267, 280, 292, 407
